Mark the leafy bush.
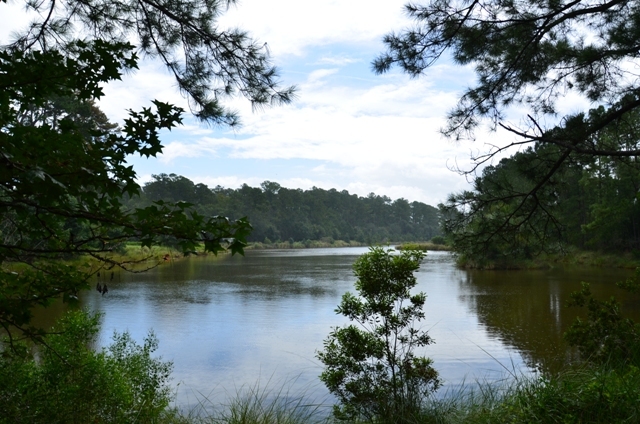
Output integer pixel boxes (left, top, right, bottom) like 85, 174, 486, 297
565, 277, 640, 366
0, 310, 174, 424
317, 247, 440, 422
430, 236, 446, 246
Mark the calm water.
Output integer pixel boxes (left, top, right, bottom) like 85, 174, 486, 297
39, 248, 640, 410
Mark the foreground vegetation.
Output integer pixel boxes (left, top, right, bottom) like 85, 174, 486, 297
4, 310, 640, 424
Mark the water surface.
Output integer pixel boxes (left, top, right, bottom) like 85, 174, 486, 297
47, 248, 640, 409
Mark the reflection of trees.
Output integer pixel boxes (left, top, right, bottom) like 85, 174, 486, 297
456, 268, 639, 374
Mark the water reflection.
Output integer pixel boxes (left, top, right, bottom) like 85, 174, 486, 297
414, 252, 532, 392
456, 266, 640, 373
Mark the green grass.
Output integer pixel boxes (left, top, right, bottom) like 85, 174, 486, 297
454, 365, 640, 423
177, 379, 331, 424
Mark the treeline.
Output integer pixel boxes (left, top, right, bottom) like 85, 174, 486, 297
441, 106, 640, 266
127, 174, 441, 244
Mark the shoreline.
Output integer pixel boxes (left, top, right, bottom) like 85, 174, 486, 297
456, 249, 640, 270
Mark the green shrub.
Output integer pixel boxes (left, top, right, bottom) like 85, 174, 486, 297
565, 279, 640, 366
0, 310, 174, 424
317, 247, 440, 422
430, 236, 446, 246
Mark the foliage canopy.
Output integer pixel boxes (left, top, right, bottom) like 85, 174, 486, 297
376, 0, 640, 261
0, 0, 294, 344
8, 0, 295, 124
440, 105, 640, 264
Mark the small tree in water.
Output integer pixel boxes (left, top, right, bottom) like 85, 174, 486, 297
317, 247, 440, 422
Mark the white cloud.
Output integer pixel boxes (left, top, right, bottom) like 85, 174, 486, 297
317, 55, 360, 66
158, 141, 218, 164
98, 62, 189, 122
218, 0, 412, 57
196, 175, 261, 189
0, 2, 36, 45
305, 68, 340, 86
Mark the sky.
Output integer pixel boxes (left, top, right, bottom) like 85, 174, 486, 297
1, 0, 588, 206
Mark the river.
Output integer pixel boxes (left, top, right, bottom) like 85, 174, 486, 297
36, 247, 640, 412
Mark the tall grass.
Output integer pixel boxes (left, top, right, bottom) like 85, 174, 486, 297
177, 378, 331, 424
416, 361, 640, 424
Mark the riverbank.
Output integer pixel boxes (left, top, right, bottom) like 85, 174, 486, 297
246, 239, 366, 249
456, 248, 640, 270
80, 239, 453, 262
248, 239, 453, 250
94, 239, 426, 258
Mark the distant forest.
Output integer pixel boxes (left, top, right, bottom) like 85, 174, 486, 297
126, 174, 442, 243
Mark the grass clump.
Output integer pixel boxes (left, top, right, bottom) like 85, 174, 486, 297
183, 379, 330, 424
445, 365, 640, 424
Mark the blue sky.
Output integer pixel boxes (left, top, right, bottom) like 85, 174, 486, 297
1, 0, 588, 206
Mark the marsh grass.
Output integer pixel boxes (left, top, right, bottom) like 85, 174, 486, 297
414, 361, 640, 424
154, 332, 640, 424
247, 239, 365, 250
174, 376, 331, 424
395, 242, 451, 252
